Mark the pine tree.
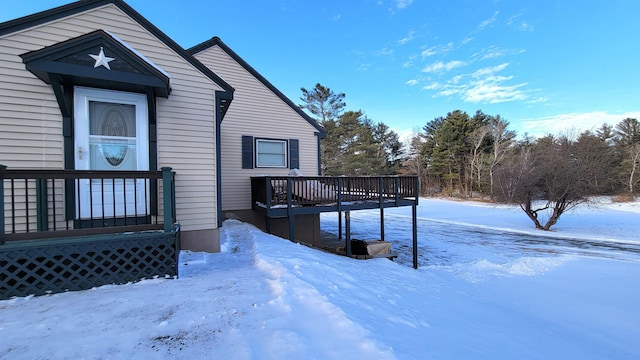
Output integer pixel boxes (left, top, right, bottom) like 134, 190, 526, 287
299, 83, 346, 175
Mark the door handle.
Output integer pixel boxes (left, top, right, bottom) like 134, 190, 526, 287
78, 146, 83, 160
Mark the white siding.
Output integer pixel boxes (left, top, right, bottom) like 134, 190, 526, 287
0, 4, 224, 231
194, 45, 320, 211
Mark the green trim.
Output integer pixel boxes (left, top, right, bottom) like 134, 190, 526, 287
162, 167, 174, 232
36, 179, 48, 231
0, 164, 5, 244
0, 228, 177, 250
0, 230, 179, 299
147, 91, 159, 215
22, 30, 171, 98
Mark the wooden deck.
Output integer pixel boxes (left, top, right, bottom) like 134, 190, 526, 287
251, 175, 419, 217
1, 165, 179, 299
251, 175, 420, 268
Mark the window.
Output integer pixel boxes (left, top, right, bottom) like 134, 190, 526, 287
242, 136, 299, 169
256, 139, 287, 168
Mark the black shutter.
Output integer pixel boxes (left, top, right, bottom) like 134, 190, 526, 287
289, 139, 299, 170
242, 135, 254, 169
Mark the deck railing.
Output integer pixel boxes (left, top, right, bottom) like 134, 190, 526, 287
0, 165, 176, 243
251, 175, 418, 210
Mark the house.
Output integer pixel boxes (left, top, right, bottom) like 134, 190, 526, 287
1, 0, 419, 299
187, 37, 327, 244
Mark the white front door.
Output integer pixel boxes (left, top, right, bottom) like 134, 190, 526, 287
74, 87, 149, 219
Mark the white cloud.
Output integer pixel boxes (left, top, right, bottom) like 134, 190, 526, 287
464, 63, 528, 103
478, 11, 499, 30
473, 46, 526, 61
376, 47, 394, 56
519, 111, 640, 137
422, 82, 441, 90
472, 63, 509, 78
425, 62, 534, 104
395, 0, 414, 9
463, 80, 527, 103
398, 30, 416, 45
402, 54, 418, 68
507, 13, 534, 32
450, 75, 464, 84
406, 79, 419, 86
519, 22, 534, 31
420, 42, 454, 58
422, 60, 466, 73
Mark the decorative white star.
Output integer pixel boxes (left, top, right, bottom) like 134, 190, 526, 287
89, 47, 115, 70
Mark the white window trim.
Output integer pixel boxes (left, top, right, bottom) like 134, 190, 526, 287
255, 138, 288, 168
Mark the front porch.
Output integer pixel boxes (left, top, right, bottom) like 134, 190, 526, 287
1, 165, 179, 299
251, 175, 420, 268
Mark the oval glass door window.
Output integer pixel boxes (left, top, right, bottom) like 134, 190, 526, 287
89, 102, 136, 170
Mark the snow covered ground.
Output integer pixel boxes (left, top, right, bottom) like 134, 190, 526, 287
1, 198, 639, 359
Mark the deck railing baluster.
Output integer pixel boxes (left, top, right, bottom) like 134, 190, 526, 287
101, 178, 105, 227
52, 179, 57, 231
11, 178, 16, 233
1, 169, 170, 241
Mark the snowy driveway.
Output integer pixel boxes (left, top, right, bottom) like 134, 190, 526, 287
320, 198, 640, 269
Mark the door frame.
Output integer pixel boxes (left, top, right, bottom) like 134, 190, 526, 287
73, 86, 149, 171
73, 86, 150, 220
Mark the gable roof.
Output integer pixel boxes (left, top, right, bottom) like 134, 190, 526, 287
188, 37, 326, 137
0, 0, 235, 109
21, 29, 172, 97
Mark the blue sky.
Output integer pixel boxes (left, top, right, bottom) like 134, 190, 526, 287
3, 0, 640, 140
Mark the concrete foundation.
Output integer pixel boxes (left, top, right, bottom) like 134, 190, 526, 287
179, 228, 221, 253
223, 209, 321, 246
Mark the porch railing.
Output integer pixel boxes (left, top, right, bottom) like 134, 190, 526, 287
251, 176, 419, 210
0, 165, 176, 243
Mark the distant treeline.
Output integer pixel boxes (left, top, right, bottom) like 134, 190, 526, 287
404, 110, 639, 200
300, 83, 639, 230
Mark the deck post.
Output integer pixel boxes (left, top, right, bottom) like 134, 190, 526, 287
0, 164, 5, 244
287, 177, 295, 241
36, 178, 49, 232
379, 177, 384, 242
414, 176, 420, 205
380, 208, 385, 242
345, 210, 351, 256
265, 176, 272, 217
161, 167, 173, 232
337, 177, 343, 240
412, 204, 418, 269
265, 217, 271, 233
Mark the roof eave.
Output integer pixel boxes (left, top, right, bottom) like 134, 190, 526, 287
0, 0, 235, 97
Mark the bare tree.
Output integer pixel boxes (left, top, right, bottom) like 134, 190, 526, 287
493, 140, 535, 204
469, 124, 490, 196
495, 134, 607, 230
401, 133, 431, 194
614, 118, 640, 195
488, 116, 515, 199
624, 144, 640, 195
